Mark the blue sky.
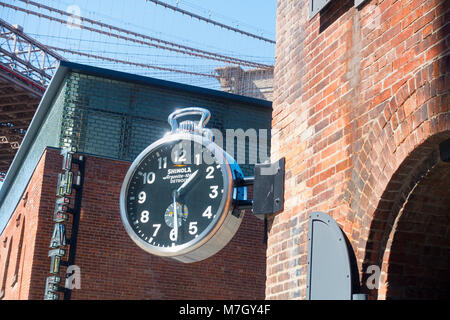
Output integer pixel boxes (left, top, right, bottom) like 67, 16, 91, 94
1, 0, 276, 88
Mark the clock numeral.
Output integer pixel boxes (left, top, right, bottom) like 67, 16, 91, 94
195, 153, 201, 165
152, 224, 161, 237
205, 166, 214, 179
209, 185, 218, 199
143, 172, 155, 184
169, 228, 177, 241
140, 210, 149, 223
158, 157, 167, 169
189, 222, 198, 235
174, 149, 187, 163
202, 206, 212, 219
138, 191, 146, 204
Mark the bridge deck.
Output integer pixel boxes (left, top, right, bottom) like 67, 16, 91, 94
0, 65, 43, 178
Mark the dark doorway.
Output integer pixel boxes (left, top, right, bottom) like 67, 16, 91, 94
386, 160, 450, 299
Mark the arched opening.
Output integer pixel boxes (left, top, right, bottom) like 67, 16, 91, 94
362, 132, 450, 299
386, 159, 450, 299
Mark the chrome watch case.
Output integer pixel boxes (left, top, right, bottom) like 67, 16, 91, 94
120, 107, 247, 263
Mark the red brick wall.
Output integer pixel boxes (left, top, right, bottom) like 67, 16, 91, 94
0, 149, 56, 299
1, 148, 266, 300
269, 0, 449, 299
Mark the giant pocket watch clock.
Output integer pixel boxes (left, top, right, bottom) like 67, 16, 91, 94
120, 107, 247, 263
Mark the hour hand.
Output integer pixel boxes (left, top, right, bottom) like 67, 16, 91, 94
175, 169, 199, 198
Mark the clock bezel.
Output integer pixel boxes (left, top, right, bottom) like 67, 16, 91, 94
119, 132, 236, 261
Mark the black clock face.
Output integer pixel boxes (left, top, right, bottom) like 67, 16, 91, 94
124, 138, 226, 250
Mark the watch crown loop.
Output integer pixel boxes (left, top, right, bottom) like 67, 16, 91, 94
168, 107, 213, 140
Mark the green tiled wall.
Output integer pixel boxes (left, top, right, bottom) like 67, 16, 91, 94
59, 72, 271, 176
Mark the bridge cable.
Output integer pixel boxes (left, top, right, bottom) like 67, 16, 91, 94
5, 0, 272, 69
146, 0, 276, 44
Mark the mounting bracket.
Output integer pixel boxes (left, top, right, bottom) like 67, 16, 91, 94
234, 157, 285, 219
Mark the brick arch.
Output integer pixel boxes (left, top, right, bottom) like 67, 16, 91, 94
343, 54, 449, 265
360, 131, 449, 299
382, 159, 450, 299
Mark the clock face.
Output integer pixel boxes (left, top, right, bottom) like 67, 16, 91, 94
121, 135, 232, 257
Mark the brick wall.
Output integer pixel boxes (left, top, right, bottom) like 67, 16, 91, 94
0, 149, 58, 299
1, 148, 266, 300
269, 0, 449, 299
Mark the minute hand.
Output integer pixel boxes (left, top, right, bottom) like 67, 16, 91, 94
175, 169, 199, 198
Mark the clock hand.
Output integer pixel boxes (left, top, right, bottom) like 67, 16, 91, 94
171, 169, 199, 242
173, 191, 178, 242
175, 169, 199, 198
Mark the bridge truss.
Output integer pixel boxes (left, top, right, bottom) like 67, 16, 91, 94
0, 18, 64, 179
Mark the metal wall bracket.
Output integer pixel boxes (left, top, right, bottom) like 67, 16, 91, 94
252, 157, 285, 219
234, 158, 285, 220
